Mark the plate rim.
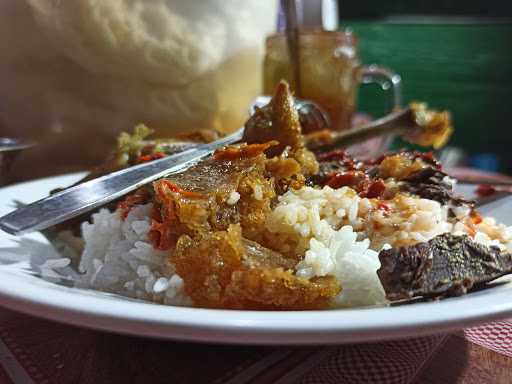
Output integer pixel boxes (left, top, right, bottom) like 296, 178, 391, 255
0, 270, 511, 345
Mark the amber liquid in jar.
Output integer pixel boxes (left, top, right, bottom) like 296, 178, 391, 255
264, 30, 360, 132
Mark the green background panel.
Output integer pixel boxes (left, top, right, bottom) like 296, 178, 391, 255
344, 21, 512, 172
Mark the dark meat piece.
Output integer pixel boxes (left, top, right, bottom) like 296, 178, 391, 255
306, 150, 370, 186
306, 161, 348, 186
401, 168, 473, 208
377, 233, 512, 300
401, 168, 452, 204
402, 167, 448, 184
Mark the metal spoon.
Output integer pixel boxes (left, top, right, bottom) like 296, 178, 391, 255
305, 108, 414, 150
250, 96, 331, 134
282, 0, 302, 96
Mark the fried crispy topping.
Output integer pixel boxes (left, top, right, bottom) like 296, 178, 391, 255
172, 225, 340, 309
213, 141, 279, 161
379, 154, 427, 180
403, 102, 453, 149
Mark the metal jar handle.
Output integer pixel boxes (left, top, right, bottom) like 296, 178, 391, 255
360, 64, 402, 111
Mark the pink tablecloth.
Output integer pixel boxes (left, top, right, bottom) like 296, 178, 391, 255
0, 308, 511, 384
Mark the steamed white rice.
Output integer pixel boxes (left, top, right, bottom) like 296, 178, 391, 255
77, 203, 190, 305
266, 186, 388, 306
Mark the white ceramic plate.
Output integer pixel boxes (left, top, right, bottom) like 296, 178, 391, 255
0, 174, 511, 345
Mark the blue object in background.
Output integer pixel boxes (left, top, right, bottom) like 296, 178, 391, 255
468, 153, 499, 172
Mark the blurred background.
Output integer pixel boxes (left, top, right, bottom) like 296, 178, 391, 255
0, 0, 511, 182
340, 0, 512, 174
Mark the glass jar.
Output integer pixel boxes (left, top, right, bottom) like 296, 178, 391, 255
263, 29, 401, 132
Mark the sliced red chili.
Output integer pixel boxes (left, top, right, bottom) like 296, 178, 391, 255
365, 180, 386, 198
137, 152, 166, 164
377, 202, 391, 212
317, 149, 348, 162
148, 220, 176, 250
470, 211, 483, 225
117, 188, 151, 219
157, 180, 205, 199
326, 172, 366, 189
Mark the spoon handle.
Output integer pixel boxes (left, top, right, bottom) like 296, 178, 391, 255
305, 108, 414, 151
282, 0, 302, 96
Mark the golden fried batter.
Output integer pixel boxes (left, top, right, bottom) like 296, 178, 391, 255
172, 225, 340, 309
225, 269, 340, 310
403, 102, 453, 149
379, 154, 427, 180
148, 151, 274, 250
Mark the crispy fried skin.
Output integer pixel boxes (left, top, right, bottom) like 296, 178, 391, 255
225, 269, 340, 310
148, 153, 274, 250
172, 225, 340, 309
148, 137, 318, 251
213, 141, 278, 161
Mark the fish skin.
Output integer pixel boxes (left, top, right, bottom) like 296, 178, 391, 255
377, 233, 512, 300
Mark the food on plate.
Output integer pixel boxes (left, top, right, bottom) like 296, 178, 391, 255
402, 102, 453, 149
50, 81, 512, 310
